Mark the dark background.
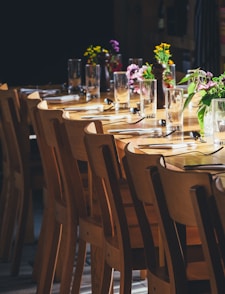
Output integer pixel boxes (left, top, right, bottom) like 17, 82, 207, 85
0, 0, 114, 86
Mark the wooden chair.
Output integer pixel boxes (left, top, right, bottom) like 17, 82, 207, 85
123, 143, 170, 292
0, 89, 44, 276
150, 157, 212, 293
0, 101, 12, 238
25, 94, 59, 288
61, 112, 108, 293
84, 126, 157, 293
37, 101, 109, 293
190, 178, 225, 293
33, 100, 78, 293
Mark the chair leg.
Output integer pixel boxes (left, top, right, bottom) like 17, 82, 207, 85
36, 223, 62, 294
59, 224, 78, 294
11, 186, 30, 276
32, 203, 52, 282
0, 184, 18, 261
119, 266, 133, 294
24, 192, 35, 243
0, 171, 10, 234
99, 262, 114, 294
71, 239, 87, 294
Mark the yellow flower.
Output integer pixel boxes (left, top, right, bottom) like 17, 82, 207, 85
84, 45, 109, 65
154, 42, 173, 66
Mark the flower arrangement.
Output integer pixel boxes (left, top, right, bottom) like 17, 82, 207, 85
84, 45, 109, 65
179, 68, 225, 128
83, 40, 122, 74
126, 42, 176, 93
154, 42, 175, 88
126, 63, 155, 93
154, 42, 174, 66
108, 39, 123, 74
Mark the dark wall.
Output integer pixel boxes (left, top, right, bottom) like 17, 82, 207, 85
0, 0, 114, 86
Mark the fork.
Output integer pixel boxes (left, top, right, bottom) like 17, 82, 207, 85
165, 146, 224, 157
103, 115, 152, 125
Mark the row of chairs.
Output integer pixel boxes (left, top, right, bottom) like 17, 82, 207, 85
0, 88, 44, 276
25, 94, 154, 293
0, 88, 224, 293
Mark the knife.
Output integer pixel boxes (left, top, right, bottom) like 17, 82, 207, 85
183, 164, 225, 170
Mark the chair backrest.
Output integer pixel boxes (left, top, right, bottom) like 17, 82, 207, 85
62, 112, 104, 215
84, 125, 131, 259
0, 89, 43, 276
36, 100, 80, 292
0, 89, 24, 174
151, 159, 213, 293
122, 143, 170, 292
37, 100, 75, 215
190, 181, 225, 293
26, 98, 60, 196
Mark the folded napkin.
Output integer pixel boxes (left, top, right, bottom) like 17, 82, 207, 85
108, 127, 162, 136
28, 91, 41, 99
44, 94, 80, 103
20, 88, 60, 96
64, 104, 104, 112
80, 114, 130, 121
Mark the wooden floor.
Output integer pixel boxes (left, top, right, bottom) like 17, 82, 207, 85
0, 192, 148, 294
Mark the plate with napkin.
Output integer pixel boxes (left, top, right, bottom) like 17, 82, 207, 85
44, 94, 80, 103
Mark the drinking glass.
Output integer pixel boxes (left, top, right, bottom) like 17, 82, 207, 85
139, 79, 157, 118
212, 98, 225, 145
68, 58, 82, 94
165, 88, 184, 132
128, 58, 143, 67
85, 64, 100, 101
113, 71, 130, 110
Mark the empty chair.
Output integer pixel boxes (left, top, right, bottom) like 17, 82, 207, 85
123, 143, 170, 292
62, 113, 108, 293
151, 157, 212, 293
0, 89, 44, 276
191, 177, 225, 293
84, 126, 160, 293
35, 101, 109, 293
25, 94, 59, 287
34, 100, 77, 293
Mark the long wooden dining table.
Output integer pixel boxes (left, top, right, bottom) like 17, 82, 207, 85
46, 91, 225, 178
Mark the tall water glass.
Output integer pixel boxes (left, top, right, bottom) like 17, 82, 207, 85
212, 98, 225, 145
128, 58, 143, 67
139, 79, 157, 118
68, 58, 82, 94
113, 71, 130, 110
85, 64, 100, 101
165, 88, 184, 132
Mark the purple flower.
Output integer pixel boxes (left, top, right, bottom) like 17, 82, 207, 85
126, 64, 140, 85
198, 80, 217, 91
109, 40, 120, 53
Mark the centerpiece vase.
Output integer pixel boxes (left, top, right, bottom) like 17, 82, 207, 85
109, 53, 123, 81
98, 52, 110, 92
152, 63, 165, 109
